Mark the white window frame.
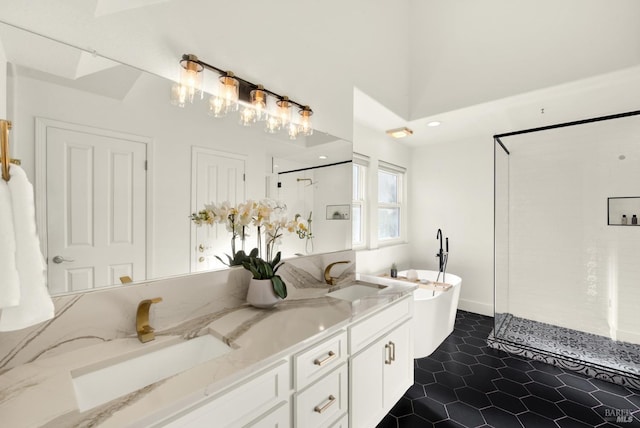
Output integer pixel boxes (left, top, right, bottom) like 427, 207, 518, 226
352, 153, 369, 249
377, 160, 406, 245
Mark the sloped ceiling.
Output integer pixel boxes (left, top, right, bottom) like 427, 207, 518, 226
0, 0, 639, 144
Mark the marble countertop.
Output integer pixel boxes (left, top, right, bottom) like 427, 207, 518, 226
0, 274, 415, 428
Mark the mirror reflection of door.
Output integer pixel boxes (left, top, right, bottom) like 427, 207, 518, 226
191, 147, 246, 272
38, 120, 149, 294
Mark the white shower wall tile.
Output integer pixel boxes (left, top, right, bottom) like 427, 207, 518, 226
503, 117, 640, 345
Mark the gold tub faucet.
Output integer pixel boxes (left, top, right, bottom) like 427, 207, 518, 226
324, 261, 351, 285
136, 297, 163, 343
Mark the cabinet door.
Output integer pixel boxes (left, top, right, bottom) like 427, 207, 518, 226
350, 339, 384, 428
383, 320, 413, 408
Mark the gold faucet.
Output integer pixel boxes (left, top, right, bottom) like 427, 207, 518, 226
324, 261, 351, 285
136, 297, 163, 343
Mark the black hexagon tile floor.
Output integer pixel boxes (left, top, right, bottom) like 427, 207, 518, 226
377, 311, 640, 428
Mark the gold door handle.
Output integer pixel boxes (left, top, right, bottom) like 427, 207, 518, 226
314, 395, 336, 414
385, 343, 392, 365
389, 341, 396, 362
313, 351, 336, 366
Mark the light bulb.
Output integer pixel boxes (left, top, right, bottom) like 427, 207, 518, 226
251, 85, 267, 121
208, 95, 226, 118
218, 72, 239, 113
178, 55, 203, 103
288, 122, 299, 139
170, 83, 187, 107
264, 115, 281, 134
276, 96, 291, 128
239, 105, 256, 126
298, 106, 313, 136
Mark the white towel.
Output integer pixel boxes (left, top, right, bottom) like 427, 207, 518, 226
0, 165, 55, 331
0, 178, 20, 308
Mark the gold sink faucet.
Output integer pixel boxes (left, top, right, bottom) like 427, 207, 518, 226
136, 297, 163, 343
324, 261, 351, 285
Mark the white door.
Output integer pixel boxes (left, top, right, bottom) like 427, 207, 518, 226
46, 126, 147, 293
191, 148, 245, 272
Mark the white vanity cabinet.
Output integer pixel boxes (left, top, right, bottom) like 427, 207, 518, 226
156, 359, 290, 428
293, 330, 349, 428
349, 295, 414, 428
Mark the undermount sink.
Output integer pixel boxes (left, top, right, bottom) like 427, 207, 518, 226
71, 335, 231, 412
326, 281, 387, 302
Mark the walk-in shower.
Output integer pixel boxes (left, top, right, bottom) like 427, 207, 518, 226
489, 110, 640, 390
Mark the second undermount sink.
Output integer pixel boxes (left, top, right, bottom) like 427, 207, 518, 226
326, 281, 387, 302
71, 335, 231, 412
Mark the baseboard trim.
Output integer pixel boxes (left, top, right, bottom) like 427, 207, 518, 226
458, 299, 493, 317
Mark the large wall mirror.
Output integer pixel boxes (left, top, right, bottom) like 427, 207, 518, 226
0, 22, 352, 296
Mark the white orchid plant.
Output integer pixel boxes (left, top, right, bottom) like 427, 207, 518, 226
191, 199, 311, 266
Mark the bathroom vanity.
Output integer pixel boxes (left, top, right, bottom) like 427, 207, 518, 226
0, 265, 415, 428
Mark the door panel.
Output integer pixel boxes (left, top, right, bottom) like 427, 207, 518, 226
46, 126, 147, 293
191, 148, 245, 272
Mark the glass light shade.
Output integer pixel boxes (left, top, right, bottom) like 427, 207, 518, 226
250, 85, 267, 121
218, 72, 239, 113
208, 95, 226, 118
264, 115, 281, 134
299, 106, 313, 136
239, 105, 257, 126
287, 122, 299, 140
276, 96, 292, 128
179, 56, 203, 103
170, 83, 187, 107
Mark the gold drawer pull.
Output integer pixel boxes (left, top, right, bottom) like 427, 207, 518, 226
385, 343, 392, 365
313, 350, 336, 366
390, 341, 396, 362
314, 395, 336, 413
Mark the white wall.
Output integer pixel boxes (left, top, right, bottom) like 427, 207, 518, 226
409, 138, 494, 316
503, 117, 640, 343
353, 121, 412, 275
0, 37, 6, 118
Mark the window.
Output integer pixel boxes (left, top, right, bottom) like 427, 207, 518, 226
352, 154, 368, 248
377, 162, 405, 242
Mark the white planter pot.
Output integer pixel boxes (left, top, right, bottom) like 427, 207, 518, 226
246, 278, 282, 308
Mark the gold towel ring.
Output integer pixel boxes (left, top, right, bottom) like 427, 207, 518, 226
1, 119, 13, 182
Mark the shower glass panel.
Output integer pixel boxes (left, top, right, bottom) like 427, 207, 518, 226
492, 111, 640, 388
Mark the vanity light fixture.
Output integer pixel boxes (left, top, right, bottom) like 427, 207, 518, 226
386, 127, 413, 139
172, 54, 313, 139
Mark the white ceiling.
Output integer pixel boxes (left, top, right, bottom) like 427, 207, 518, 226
1, 0, 639, 146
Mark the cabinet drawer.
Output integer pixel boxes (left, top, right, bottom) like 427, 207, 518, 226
294, 330, 347, 390
160, 359, 289, 428
295, 363, 348, 428
246, 401, 290, 427
349, 295, 412, 354
329, 412, 348, 428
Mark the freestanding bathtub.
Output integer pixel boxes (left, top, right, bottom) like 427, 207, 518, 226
399, 270, 462, 358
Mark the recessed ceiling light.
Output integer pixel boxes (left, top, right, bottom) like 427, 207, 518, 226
386, 127, 413, 138
319, 155, 328, 160
427, 121, 441, 127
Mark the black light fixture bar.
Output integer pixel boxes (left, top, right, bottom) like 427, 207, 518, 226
182, 54, 311, 111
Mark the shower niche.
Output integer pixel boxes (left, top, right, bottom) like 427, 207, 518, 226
491, 111, 640, 390
607, 197, 640, 226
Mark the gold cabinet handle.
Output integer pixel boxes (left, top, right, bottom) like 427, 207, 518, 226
385, 343, 392, 365
313, 350, 336, 366
314, 395, 336, 414
389, 341, 396, 362
198, 256, 205, 262
198, 244, 205, 252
